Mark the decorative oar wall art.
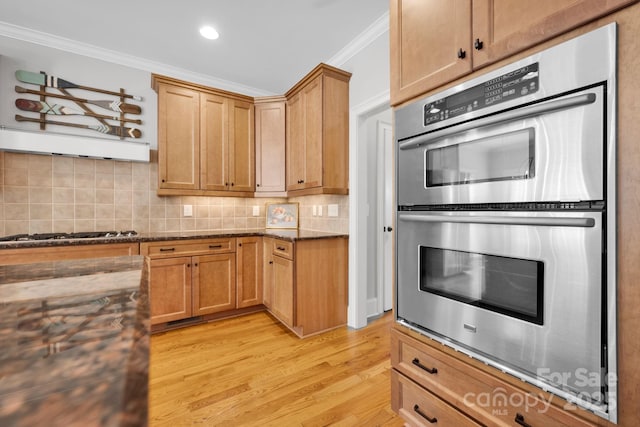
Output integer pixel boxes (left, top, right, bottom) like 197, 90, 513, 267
13, 70, 143, 139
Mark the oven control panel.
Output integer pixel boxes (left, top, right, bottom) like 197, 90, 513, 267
424, 63, 539, 126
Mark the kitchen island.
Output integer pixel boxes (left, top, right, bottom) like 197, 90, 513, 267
0, 256, 149, 427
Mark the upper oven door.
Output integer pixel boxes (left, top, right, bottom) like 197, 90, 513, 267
397, 86, 605, 206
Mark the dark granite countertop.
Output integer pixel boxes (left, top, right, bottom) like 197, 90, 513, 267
0, 256, 150, 427
0, 229, 348, 249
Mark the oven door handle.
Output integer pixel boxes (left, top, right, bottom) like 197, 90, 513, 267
398, 214, 595, 228
399, 92, 597, 151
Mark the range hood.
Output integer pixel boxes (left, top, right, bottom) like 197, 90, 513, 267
0, 126, 150, 162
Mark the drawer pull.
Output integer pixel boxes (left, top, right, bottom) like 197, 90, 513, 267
159, 247, 175, 252
515, 413, 532, 427
413, 404, 437, 423
412, 358, 438, 374
209, 245, 223, 249
276, 246, 286, 251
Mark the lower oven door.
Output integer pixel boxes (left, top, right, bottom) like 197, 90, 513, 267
396, 210, 604, 405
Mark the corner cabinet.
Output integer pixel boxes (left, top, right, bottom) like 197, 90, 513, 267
152, 75, 255, 197
285, 64, 351, 196
390, 0, 637, 106
254, 97, 286, 196
263, 236, 348, 337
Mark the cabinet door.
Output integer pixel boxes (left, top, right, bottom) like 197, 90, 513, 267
157, 83, 200, 189
302, 76, 323, 189
236, 237, 263, 308
149, 256, 192, 325
390, 0, 472, 106
272, 255, 294, 327
200, 93, 228, 191
472, 0, 638, 68
286, 92, 306, 191
262, 238, 274, 309
255, 101, 286, 193
192, 253, 236, 315
229, 100, 255, 192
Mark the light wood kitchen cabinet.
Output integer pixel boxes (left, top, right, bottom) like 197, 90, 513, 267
262, 237, 274, 309
391, 328, 596, 426
285, 64, 351, 196
153, 74, 255, 197
192, 253, 236, 315
272, 250, 294, 327
236, 236, 263, 308
390, 0, 638, 106
0, 242, 139, 266
254, 97, 286, 195
264, 237, 348, 337
141, 238, 237, 325
147, 256, 192, 324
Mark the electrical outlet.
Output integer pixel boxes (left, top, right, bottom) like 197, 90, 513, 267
328, 204, 339, 217
312, 205, 317, 216
183, 204, 193, 217
252, 206, 260, 216
318, 205, 323, 216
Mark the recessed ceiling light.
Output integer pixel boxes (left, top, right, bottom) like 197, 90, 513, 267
199, 25, 219, 40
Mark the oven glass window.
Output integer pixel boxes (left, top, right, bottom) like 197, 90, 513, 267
425, 128, 535, 187
419, 246, 544, 324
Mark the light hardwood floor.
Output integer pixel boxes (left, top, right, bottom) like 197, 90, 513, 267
149, 311, 405, 427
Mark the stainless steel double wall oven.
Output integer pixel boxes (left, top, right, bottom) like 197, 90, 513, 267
394, 24, 617, 421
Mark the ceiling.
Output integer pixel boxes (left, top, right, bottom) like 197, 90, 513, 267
0, 0, 389, 96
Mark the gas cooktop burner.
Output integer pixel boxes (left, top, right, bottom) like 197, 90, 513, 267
0, 230, 138, 242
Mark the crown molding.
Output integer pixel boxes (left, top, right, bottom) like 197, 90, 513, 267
0, 21, 276, 97
326, 11, 389, 67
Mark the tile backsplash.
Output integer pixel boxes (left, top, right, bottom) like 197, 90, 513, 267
0, 151, 349, 236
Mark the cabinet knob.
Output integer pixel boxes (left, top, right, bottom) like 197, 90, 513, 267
474, 38, 484, 50
257, 183, 261, 187
231, 182, 235, 186
457, 48, 466, 59
161, 179, 166, 183
269, 261, 273, 265
238, 243, 242, 247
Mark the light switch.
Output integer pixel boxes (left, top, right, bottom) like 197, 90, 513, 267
318, 205, 323, 216
328, 204, 339, 217
183, 204, 193, 217
252, 206, 260, 216
312, 205, 317, 216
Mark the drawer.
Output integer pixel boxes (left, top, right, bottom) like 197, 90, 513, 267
141, 238, 235, 258
272, 239, 293, 260
392, 370, 480, 427
391, 329, 595, 427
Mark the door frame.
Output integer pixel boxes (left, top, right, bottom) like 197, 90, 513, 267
376, 120, 393, 314
348, 90, 391, 329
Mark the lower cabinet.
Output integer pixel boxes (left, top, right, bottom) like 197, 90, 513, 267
143, 234, 347, 336
192, 253, 236, 315
236, 236, 263, 308
263, 236, 348, 337
391, 328, 597, 427
147, 256, 193, 324
0, 242, 139, 266
142, 238, 245, 326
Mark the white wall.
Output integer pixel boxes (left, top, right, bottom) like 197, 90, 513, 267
329, 14, 391, 328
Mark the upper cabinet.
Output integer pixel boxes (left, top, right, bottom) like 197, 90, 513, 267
285, 64, 351, 196
254, 97, 286, 195
390, 0, 638, 106
153, 75, 255, 196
